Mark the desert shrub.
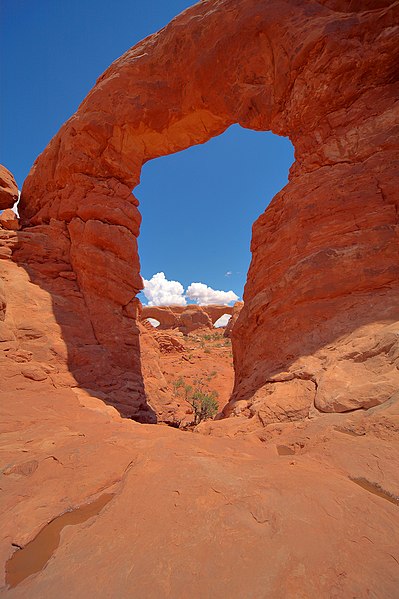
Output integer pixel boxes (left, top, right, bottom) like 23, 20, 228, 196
204, 348, 211, 354
173, 377, 185, 392
189, 390, 219, 425
172, 376, 219, 425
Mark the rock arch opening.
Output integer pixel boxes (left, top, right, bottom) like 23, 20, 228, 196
136, 124, 294, 314
17, 0, 398, 425
147, 318, 161, 328
214, 315, 231, 329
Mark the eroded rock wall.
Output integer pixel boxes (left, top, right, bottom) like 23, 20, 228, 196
0, 165, 18, 210
1, 180, 399, 599
141, 304, 235, 334
18, 0, 399, 422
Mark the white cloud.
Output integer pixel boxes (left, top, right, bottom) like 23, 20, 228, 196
186, 282, 238, 306
214, 314, 232, 328
225, 271, 232, 277
142, 272, 186, 306
142, 273, 239, 308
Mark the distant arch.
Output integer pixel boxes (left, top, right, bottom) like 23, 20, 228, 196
140, 304, 235, 334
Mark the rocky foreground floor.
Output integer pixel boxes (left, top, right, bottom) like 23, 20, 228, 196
1, 250, 398, 598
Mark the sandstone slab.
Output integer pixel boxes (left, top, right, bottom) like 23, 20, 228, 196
0, 210, 20, 231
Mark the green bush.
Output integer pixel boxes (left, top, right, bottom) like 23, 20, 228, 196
173, 377, 184, 391
189, 390, 219, 425
172, 376, 219, 426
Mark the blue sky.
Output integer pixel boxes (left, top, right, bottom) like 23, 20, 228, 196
0, 0, 294, 305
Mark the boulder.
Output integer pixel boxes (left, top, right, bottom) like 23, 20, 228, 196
0, 209, 20, 231
0, 164, 18, 210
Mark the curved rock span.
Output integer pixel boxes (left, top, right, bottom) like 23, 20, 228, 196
141, 304, 235, 334
16, 0, 399, 421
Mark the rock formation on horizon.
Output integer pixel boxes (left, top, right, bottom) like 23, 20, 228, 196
141, 303, 235, 335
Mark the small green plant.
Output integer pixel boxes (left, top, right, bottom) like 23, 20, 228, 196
183, 384, 192, 400
173, 377, 185, 392
189, 390, 219, 425
172, 376, 219, 425
211, 332, 222, 341
204, 348, 211, 354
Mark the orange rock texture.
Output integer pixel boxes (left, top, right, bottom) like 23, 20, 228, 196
1, 234, 399, 597
19, 0, 399, 423
141, 303, 234, 334
1, 0, 399, 595
0, 165, 18, 210
224, 300, 243, 337
0, 210, 20, 231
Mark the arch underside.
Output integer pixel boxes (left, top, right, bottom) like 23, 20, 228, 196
17, 0, 399, 422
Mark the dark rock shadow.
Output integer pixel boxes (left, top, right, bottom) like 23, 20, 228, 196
9, 224, 157, 424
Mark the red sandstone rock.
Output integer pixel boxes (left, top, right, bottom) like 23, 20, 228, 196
0, 2, 399, 595
153, 332, 185, 354
0, 165, 18, 210
18, 0, 398, 424
225, 378, 316, 424
224, 301, 243, 337
0, 279, 6, 321
0, 209, 20, 231
1, 362, 398, 597
141, 304, 235, 334
178, 307, 213, 334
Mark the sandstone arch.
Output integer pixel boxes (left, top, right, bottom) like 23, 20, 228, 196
141, 304, 235, 334
206, 306, 235, 326
19, 0, 399, 420
141, 307, 181, 330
